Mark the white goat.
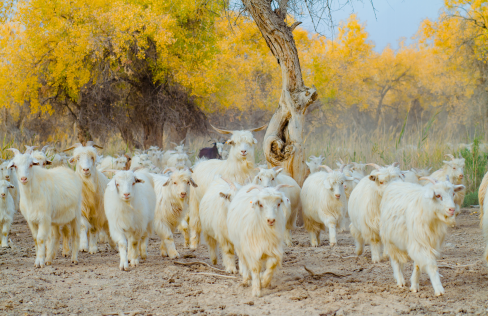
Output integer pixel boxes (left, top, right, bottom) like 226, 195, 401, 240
104, 171, 155, 270
380, 177, 465, 296
227, 184, 290, 297
403, 168, 432, 184
306, 155, 324, 174
166, 152, 192, 170
7, 147, 81, 267
189, 124, 266, 249
31, 146, 52, 167
428, 154, 465, 221
252, 167, 301, 246
200, 177, 240, 273
0, 161, 19, 212
0, 180, 15, 247
64, 142, 114, 254
152, 168, 197, 259
348, 163, 403, 263
302, 165, 352, 247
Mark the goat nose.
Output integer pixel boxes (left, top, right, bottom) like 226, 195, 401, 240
83, 168, 89, 172
335, 194, 341, 198
241, 150, 247, 154
459, 175, 463, 179
267, 219, 275, 226
0, 193, 5, 197
124, 193, 130, 197
180, 192, 187, 197
21, 177, 27, 181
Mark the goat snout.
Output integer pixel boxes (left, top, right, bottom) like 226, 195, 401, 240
83, 168, 90, 173
241, 150, 247, 156
0, 193, 5, 198
267, 219, 275, 226
180, 192, 187, 198
20, 177, 27, 183
335, 194, 341, 199
459, 174, 463, 179
448, 208, 455, 216
123, 193, 130, 199
4, 176, 9, 180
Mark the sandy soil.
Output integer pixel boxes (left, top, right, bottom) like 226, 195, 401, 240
0, 208, 487, 316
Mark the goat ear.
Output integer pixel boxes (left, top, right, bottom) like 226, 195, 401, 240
454, 185, 465, 192
323, 181, 332, 190
219, 192, 231, 201
190, 178, 198, 187
108, 180, 117, 191
275, 168, 283, 175
253, 138, 258, 144
45, 160, 52, 166
32, 158, 40, 166
226, 140, 235, 146
7, 161, 15, 169
305, 161, 311, 168
69, 157, 76, 164
369, 175, 376, 182
135, 177, 145, 184
162, 178, 171, 186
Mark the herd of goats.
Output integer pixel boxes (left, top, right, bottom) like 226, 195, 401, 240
0, 124, 486, 298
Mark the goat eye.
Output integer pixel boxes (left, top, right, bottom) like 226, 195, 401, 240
453, 167, 456, 170
132, 182, 135, 186
435, 195, 442, 200
272, 178, 274, 181
174, 182, 177, 185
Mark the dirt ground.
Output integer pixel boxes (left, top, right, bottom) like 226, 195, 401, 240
0, 208, 487, 316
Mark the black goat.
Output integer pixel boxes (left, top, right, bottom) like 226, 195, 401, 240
198, 142, 221, 159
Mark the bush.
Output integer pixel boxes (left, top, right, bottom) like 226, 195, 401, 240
463, 191, 479, 207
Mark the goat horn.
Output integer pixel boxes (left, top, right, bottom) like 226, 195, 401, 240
162, 167, 177, 174
419, 177, 437, 185
339, 158, 345, 164
7, 148, 21, 156
210, 124, 233, 135
171, 142, 178, 147
41, 145, 51, 153
246, 185, 263, 193
102, 169, 120, 174
24, 145, 38, 154
63, 143, 83, 152
392, 162, 400, 168
366, 163, 382, 170
319, 165, 334, 173
221, 177, 237, 191
275, 184, 293, 191
248, 123, 268, 133
444, 154, 455, 160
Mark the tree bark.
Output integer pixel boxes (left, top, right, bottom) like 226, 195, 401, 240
242, 0, 318, 186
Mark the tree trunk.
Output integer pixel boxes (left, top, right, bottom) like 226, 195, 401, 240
243, 0, 318, 186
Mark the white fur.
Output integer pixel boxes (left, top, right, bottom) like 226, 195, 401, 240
0, 161, 19, 212
253, 167, 301, 246
0, 180, 15, 247
348, 165, 403, 263
8, 151, 82, 268
189, 130, 258, 249
200, 178, 239, 273
380, 180, 464, 296
69, 145, 114, 254
306, 155, 324, 174
302, 170, 348, 247
152, 169, 196, 259
227, 184, 287, 297
104, 171, 155, 270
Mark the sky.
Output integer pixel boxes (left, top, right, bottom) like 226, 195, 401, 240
300, 0, 445, 51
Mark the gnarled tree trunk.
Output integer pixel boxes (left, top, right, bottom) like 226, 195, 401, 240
243, 0, 318, 187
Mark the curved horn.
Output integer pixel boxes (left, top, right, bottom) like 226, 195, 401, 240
162, 167, 177, 174
340, 163, 353, 173
246, 185, 263, 193
179, 137, 186, 145
7, 148, 21, 156
221, 177, 237, 191
41, 145, 51, 153
210, 124, 233, 135
345, 176, 355, 181
63, 143, 83, 152
339, 158, 345, 164
319, 165, 334, 173
85, 141, 103, 150
24, 145, 38, 154
392, 162, 400, 168
248, 123, 268, 133
275, 184, 293, 191
366, 163, 382, 170
419, 177, 437, 185
444, 154, 455, 160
